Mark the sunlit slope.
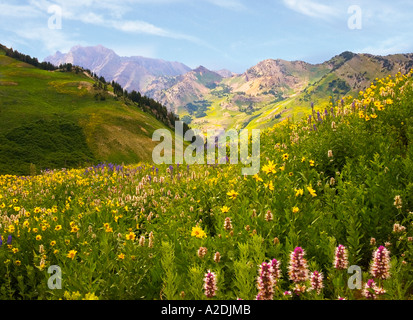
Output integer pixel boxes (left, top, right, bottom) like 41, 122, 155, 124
148, 52, 413, 132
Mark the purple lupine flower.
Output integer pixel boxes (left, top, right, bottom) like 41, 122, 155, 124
308, 115, 312, 124
370, 246, 391, 280
334, 245, 349, 270
288, 247, 309, 283
324, 108, 328, 117
311, 102, 316, 119
204, 270, 218, 298
330, 107, 335, 117
310, 271, 324, 294
256, 261, 275, 300
313, 124, 317, 131
317, 111, 322, 122
7, 235, 12, 245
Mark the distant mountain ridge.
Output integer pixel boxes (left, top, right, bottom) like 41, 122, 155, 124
45, 45, 192, 93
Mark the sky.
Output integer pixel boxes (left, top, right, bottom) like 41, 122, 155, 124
1, 0, 413, 73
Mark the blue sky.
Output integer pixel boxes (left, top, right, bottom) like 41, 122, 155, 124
1, 0, 413, 73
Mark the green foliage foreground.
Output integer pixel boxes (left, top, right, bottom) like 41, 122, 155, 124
0, 71, 413, 300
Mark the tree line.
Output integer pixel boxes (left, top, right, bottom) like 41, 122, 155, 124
1, 44, 57, 71
110, 79, 190, 132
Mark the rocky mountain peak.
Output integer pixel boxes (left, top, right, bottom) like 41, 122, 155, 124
44, 45, 191, 92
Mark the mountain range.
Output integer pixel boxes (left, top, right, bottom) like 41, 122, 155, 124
45, 45, 413, 131
45, 45, 192, 94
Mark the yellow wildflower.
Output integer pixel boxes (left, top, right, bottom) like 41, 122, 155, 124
307, 186, 317, 197
125, 231, 136, 241
295, 188, 304, 197
83, 293, 99, 300
191, 226, 207, 239
67, 250, 77, 259
264, 180, 274, 191
227, 190, 239, 200
221, 206, 230, 213
262, 161, 277, 175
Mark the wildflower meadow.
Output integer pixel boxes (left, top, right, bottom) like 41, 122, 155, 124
1, 70, 413, 300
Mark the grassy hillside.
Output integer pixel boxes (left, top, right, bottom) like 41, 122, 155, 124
0, 51, 172, 175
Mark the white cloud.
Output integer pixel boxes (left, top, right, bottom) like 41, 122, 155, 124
357, 36, 413, 56
282, 0, 339, 20
27, 0, 203, 42
15, 27, 84, 52
111, 20, 176, 38
0, 2, 43, 17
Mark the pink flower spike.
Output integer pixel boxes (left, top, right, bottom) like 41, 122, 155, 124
270, 259, 282, 281
256, 262, 275, 300
334, 244, 349, 270
288, 247, 309, 283
310, 270, 324, 294
204, 270, 218, 298
370, 246, 391, 280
